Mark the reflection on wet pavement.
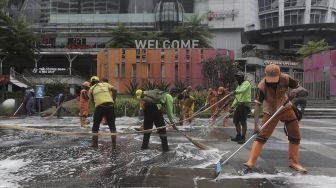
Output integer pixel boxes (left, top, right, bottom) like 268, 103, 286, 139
1, 116, 336, 187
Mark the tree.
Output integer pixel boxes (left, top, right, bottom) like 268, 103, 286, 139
173, 14, 213, 48
107, 23, 138, 48
297, 39, 333, 58
201, 56, 239, 90
0, 12, 39, 59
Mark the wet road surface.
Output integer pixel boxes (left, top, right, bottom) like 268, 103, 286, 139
0, 116, 336, 188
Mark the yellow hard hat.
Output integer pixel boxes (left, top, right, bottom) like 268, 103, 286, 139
90, 76, 99, 83
135, 89, 143, 99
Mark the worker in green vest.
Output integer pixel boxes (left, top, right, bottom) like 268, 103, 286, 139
135, 89, 175, 152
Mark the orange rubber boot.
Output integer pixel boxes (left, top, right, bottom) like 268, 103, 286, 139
244, 141, 264, 169
288, 143, 307, 173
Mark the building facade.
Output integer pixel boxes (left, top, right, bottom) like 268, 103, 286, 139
97, 48, 233, 93
2, 0, 336, 97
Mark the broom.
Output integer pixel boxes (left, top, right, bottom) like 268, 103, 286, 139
165, 119, 210, 150
12, 100, 24, 117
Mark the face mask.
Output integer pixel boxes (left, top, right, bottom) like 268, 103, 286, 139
265, 82, 278, 89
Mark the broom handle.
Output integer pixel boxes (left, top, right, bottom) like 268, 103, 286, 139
13, 101, 24, 117
220, 100, 290, 166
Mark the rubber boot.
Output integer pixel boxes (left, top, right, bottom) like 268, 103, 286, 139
244, 141, 264, 169
288, 143, 307, 173
161, 136, 169, 152
80, 117, 89, 128
231, 134, 241, 142
111, 131, 117, 149
238, 135, 246, 144
90, 131, 98, 148
141, 133, 150, 150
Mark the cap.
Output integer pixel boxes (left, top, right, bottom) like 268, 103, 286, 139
135, 89, 143, 100
265, 64, 280, 83
90, 76, 99, 83
82, 81, 90, 87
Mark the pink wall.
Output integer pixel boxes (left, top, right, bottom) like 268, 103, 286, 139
304, 50, 336, 96
331, 51, 336, 96
178, 49, 187, 81
229, 50, 235, 60
203, 49, 216, 59
190, 49, 203, 88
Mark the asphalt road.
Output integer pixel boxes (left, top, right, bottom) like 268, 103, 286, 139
0, 116, 335, 188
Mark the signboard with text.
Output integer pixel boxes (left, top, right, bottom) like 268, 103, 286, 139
35, 85, 45, 98
32, 67, 68, 75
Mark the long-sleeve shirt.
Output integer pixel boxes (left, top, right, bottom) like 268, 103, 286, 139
231, 80, 252, 108
160, 93, 175, 124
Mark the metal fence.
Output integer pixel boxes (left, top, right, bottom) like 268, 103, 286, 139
251, 71, 330, 100
291, 72, 329, 100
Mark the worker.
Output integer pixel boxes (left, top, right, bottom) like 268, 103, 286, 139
244, 64, 307, 173
135, 89, 175, 152
79, 81, 90, 128
89, 76, 118, 149
230, 71, 252, 144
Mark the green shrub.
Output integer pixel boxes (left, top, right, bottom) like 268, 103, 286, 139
114, 94, 139, 117
44, 83, 69, 96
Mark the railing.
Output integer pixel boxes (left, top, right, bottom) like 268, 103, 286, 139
9, 68, 34, 87
290, 71, 329, 100
23, 68, 85, 85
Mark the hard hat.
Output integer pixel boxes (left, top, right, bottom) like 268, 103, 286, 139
82, 81, 90, 87
90, 76, 99, 83
135, 89, 143, 100
265, 64, 280, 83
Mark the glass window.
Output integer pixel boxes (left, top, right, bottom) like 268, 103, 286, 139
284, 39, 303, 49
284, 10, 304, 26
58, 0, 69, 14
259, 13, 278, 29
82, 0, 94, 14
331, 12, 336, 23
284, 0, 305, 7
258, 0, 278, 12
311, 0, 328, 6
180, 0, 194, 13
310, 10, 326, 23
70, 0, 80, 14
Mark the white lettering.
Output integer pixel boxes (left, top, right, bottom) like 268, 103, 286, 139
135, 40, 147, 49
148, 40, 155, 48
181, 40, 190, 48
171, 40, 179, 48
163, 40, 170, 48
192, 40, 199, 48
134, 40, 200, 49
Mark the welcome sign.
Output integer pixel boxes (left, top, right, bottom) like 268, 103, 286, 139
135, 40, 199, 49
